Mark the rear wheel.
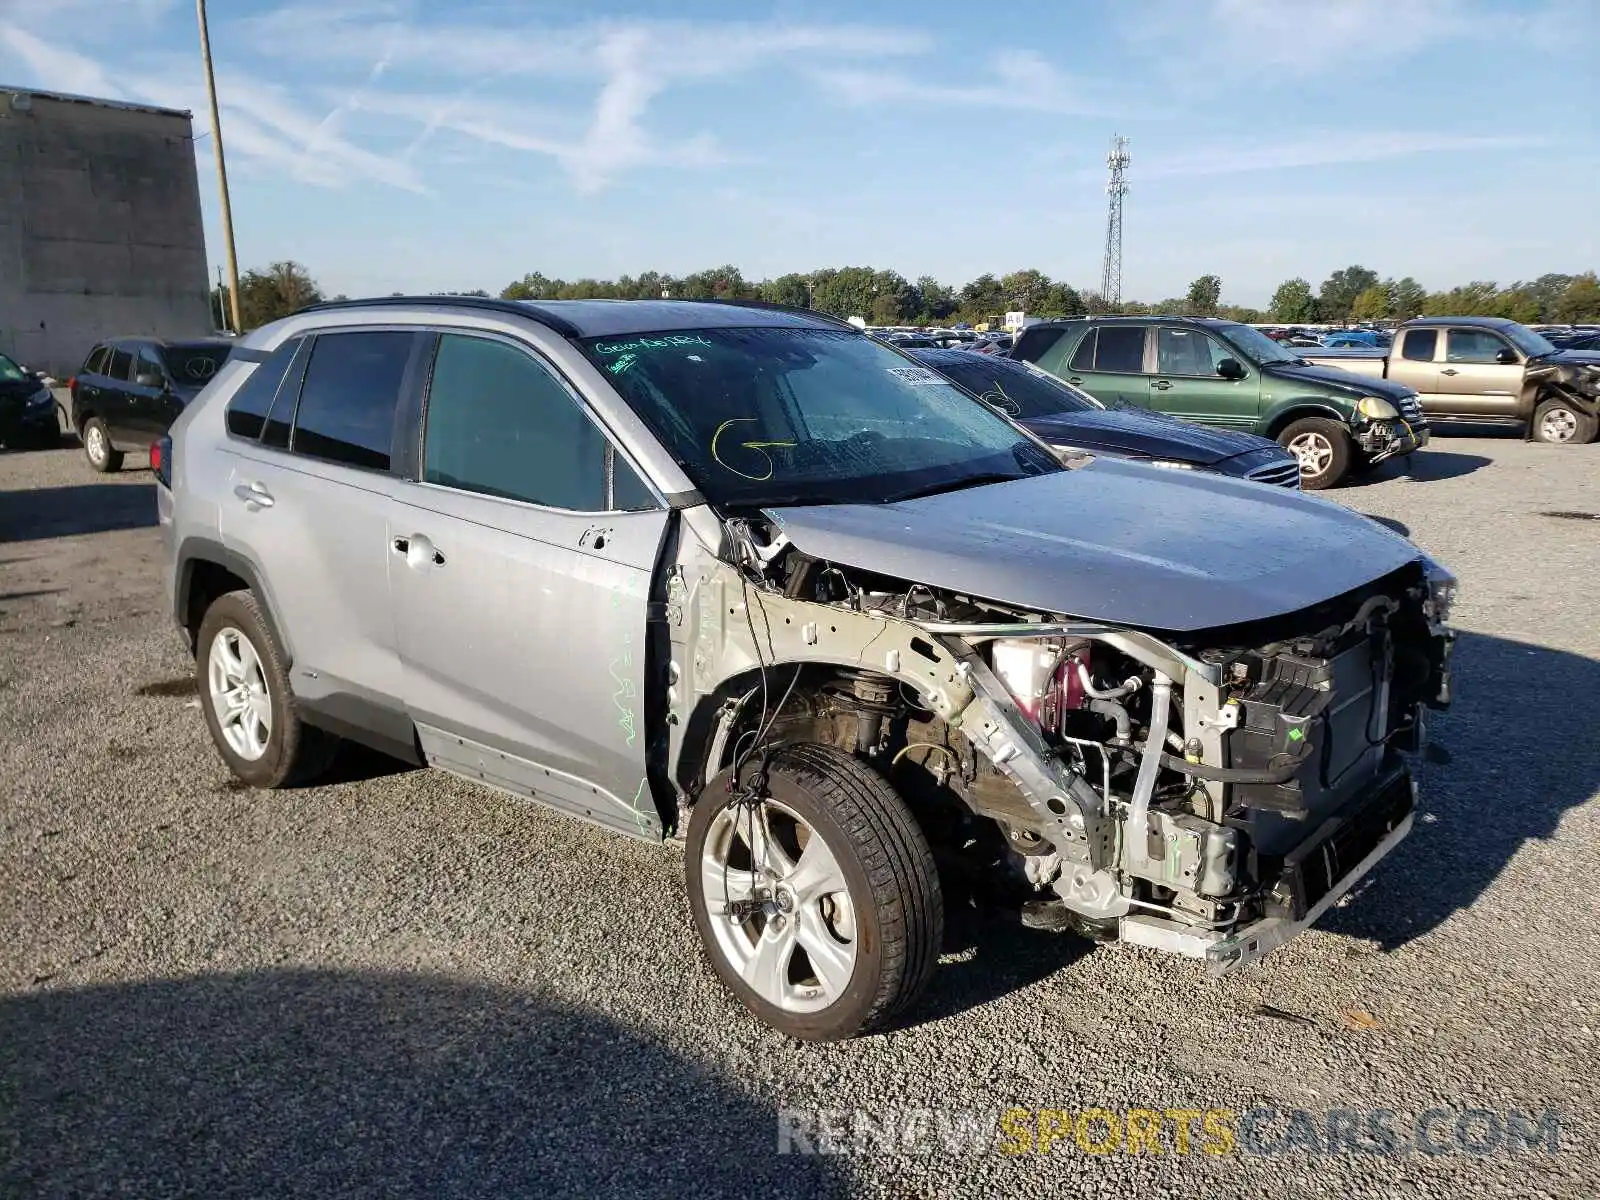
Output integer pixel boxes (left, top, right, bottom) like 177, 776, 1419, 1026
686, 743, 943, 1041
196, 590, 340, 788
1532, 396, 1597, 445
1279, 417, 1351, 490
81, 417, 123, 472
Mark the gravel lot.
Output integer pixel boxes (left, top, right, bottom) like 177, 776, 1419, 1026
2, 432, 1597, 1198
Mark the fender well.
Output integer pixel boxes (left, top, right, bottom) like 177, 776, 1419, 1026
174, 535, 294, 661
1265, 401, 1350, 440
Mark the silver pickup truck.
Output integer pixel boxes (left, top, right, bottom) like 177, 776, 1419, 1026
1306, 316, 1600, 444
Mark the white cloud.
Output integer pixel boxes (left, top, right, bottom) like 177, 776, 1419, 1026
0, 22, 128, 98
815, 50, 1107, 115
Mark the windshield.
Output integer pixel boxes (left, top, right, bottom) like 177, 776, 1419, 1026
581, 327, 1060, 507
0, 354, 28, 383
161, 344, 231, 386
924, 356, 1101, 418
1502, 324, 1557, 357
1215, 323, 1301, 365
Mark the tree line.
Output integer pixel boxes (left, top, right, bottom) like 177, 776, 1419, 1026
217, 260, 1600, 332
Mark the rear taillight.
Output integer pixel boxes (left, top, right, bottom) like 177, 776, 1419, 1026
152, 435, 172, 488
67, 375, 76, 392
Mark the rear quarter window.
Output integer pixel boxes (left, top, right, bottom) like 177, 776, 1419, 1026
225, 339, 300, 441
83, 346, 109, 374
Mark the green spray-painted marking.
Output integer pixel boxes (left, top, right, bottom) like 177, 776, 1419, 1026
1288, 727, 1305, 743
593, 334, 713, 357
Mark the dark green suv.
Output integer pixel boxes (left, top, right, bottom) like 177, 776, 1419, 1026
1012, 317, 1428, 488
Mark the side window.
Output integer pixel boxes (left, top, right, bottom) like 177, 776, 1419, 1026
1068, 330, 1097, 372
424, 334, 649, 511
291, 331, 414, 471
225, 338, 300, 441
1447, 329, 1511, 364
1401, 330, 1438, 362
83, 346, 109, 374
1015, 326, 1067, 365
1156, 328, 1229, 376
106, 346, 133, 381
135, 346, 164, 383
1095, 326, 1147, 373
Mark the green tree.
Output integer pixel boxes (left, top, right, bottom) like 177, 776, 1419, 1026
1555, 272, 1600, 322
1318, 265, 1379, 321
1268, 278, 1318, 323
1151, 297, 1187, 316
870, 292, 904, 325
1349, 284, 1391, 321
915, 275, 957, 321
812, 266, 877, 318
1185, 274, 1223, 317
959, 273, 1006, 319
236, 260, 322, 330
1528, 273, 1574, 322
501, 272, 554, 300
1000, 269, 1051, 313
761, 273, 811, 308
1493, 288, 1542, 324
1218, 304, 1265, 323
1386, 277, 1427, 321
1038, 282, 1085, 318
1422, 281, 1500, 316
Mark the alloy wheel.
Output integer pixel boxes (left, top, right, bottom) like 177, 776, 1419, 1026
700, 797, 858, 1014
86, 424, 106, 464
207, 626, 273, 761
1287, 431, 1334, 478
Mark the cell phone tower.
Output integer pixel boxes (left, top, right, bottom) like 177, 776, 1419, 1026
1099, 135, 1130, 308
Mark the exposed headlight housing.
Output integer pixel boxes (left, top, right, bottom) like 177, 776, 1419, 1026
28, 384, 53, 408
1356, 396, 1400, 421
1145, 459, 1196, 470
1423, 561, 1458, 624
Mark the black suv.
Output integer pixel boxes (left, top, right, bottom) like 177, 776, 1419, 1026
70, 337, 233, 472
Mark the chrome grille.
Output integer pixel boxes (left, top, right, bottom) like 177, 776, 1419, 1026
1245, 460, 1303, 489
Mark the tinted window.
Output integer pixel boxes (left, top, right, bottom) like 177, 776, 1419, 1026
226, 338, 300, 441
1447, 329, 1511, 364
1156, 328, 1230, 376
1401, 329, 1437, 362
424, 334, 643, 511
135, 345, 164, 383
84, 346, 109, 374
291, 331, 413, 471
1095, 326, 1146, 373
1069, 330, 1097, 372
0, 354, 26, 383
162, 343, 231, 386
107, 347, 133, 381
927, 356, 1097, 418
1014, 326, 1067, 363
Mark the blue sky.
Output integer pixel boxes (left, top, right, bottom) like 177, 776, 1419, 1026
2, 0, 1596, 306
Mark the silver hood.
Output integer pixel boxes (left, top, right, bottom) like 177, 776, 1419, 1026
764, 458, 1421, 633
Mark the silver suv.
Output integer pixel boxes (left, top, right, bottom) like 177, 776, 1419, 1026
160, 298, 1456, 1041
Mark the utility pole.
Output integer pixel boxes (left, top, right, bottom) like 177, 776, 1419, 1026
197, 0, 242, 333
1100, 135, 1130, 309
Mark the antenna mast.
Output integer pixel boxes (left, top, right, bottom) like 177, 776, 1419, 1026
1100, 135, 1130, 308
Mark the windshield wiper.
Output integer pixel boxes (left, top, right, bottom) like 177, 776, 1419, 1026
882, 472, 1026, 503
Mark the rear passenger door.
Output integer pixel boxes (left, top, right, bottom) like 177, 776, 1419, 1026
388, 330, 669, 839
1392, 329, 1443, 406
1056, 324, 1150, 409
100, 343, 139, 446
125, 342, 170, 441
219, 329, 424, 727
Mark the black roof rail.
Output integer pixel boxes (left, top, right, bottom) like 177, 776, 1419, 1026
660, 297, 859, 331
294, 294, 582, 338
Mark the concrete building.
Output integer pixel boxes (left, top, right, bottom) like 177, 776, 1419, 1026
0, 87, 214, 379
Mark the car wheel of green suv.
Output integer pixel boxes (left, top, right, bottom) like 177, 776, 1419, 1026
1279, 417, 1351, 490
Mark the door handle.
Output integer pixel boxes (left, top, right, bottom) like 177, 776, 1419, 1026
393, 534, 445, 567
1151, 379, 1173, 391
1441, 368, 1459, 376
233, 481, 274, 509
1067, 377, 1084, 385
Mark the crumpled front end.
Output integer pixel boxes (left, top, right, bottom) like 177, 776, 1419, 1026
664, 509, 1455, 974
1352, 391, 1429, 465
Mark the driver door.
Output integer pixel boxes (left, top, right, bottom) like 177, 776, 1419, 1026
388, 330, 670, 838
1438, 327, 1523, 417
1150, 327, 1258, 429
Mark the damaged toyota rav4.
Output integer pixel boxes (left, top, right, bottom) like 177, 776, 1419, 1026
159, 298, 1455, 1041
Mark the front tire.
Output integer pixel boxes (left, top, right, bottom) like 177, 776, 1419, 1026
196, 590, 339, 788
1279, 417, 1351, 489
686, 743, 943, 1041
81, 416, 124, 472
1532, 396, 1597, 445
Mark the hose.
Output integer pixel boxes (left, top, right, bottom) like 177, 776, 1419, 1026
1125, 673, 1172, 872
1077, 662, 1142, 700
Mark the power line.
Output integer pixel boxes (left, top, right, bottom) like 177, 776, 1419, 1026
1100, 135, 1130, 308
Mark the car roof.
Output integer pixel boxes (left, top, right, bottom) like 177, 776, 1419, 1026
910, 347, 1014, 366
1402, 316, 1517, 329
299, 296, 847, 339
100, 337, 234, 350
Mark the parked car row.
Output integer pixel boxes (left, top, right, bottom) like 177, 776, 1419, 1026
156, 296, 1455, 1041
67, 337, 235, 470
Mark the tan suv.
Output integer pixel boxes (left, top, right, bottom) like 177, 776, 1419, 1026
1306, 317, 1600, 444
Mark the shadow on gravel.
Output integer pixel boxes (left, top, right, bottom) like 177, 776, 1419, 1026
0, 483, 157, 543
910, 905, 1091, 1025
1354, 449, 1494, 486
1325, 630, 1600, 951
320, 740, 423, 785
0, 969, 846, 1199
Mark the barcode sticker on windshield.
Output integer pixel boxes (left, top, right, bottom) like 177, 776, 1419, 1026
886, 366, 947, 386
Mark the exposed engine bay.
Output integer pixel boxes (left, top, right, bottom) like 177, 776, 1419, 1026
660, 508, 1455, 975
